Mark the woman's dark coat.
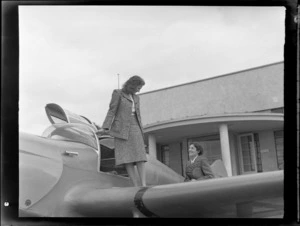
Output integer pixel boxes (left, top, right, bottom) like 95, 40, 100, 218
185, 156, 215, 181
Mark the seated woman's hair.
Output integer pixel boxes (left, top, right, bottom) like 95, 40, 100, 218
190, 142, 204, 155
122, 75, 145, 91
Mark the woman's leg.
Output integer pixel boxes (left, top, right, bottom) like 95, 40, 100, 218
136, 162, 146, 186
125, 163, 138, 186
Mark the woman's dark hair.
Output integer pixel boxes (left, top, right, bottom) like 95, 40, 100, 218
190, 142, 204, 156
122, 75, 145, 93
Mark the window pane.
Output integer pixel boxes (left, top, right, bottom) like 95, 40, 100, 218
254, 133, 262, 172
243, 165, 251, 172
240, 135, 256, 172
274, 130, 284, 170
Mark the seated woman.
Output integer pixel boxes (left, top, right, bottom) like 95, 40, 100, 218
185, 142, 215, 181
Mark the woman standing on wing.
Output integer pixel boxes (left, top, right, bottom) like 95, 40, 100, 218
99, 75, 147, 187
185, 142, 215, 182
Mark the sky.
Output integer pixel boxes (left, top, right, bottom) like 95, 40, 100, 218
19, 6, 285, 136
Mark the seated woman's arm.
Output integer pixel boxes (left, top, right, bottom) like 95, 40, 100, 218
184, 163, 191, 181
184, 176, 191, 182
198, 158, 215, 180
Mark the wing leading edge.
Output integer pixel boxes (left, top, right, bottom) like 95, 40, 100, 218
67, 170, 283, 218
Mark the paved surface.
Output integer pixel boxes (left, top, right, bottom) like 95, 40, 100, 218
251, 197, 284, 218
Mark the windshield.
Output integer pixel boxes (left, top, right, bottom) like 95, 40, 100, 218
42, 123, 99, 151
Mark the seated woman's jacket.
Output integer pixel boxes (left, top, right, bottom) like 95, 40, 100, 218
185, 156, 215, 181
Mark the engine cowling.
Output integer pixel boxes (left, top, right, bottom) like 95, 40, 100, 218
19, 132, 63, 210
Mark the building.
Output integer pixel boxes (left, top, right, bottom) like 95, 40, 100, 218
139, 62, 284, 177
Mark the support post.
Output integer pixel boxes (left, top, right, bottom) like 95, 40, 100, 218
219, 123, 233, 176
148, 134, 157, 159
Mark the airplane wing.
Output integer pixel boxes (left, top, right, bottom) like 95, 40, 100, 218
66, 170, 283, 218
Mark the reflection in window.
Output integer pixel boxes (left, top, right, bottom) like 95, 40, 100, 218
99, 138, 128, 177
274, 130, 284, 170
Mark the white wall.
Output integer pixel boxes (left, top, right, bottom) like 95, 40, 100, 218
258, 131, 279, 171
140, 63, 283, 126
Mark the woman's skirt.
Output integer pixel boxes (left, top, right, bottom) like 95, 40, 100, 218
114, 114, 147, 166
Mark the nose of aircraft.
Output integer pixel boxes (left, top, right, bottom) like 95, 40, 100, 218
19, 132, 63, 210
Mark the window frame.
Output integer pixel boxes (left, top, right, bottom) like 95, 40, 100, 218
274, 130, 284, 170
238, 133, 258, 174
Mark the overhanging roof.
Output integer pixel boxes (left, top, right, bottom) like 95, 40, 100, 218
143, 113, 283, 144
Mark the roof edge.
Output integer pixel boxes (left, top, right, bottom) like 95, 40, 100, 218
143, 112, 284, 131
139, 61, 283, 96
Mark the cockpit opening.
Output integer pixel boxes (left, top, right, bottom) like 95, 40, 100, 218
44, 103, 127, 176
99, 138, 128, 177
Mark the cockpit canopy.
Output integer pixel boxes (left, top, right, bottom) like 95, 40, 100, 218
42, 123, 99, 151
45, 103, 96, 130
43, 103, 128, 177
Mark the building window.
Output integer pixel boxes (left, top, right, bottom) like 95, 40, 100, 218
188, 135, 222, 164
238, 134, 258, 173
271, 107, 284, 114
254, 133, 263, 172
274, 130, 284, 170
161, 145, 170, 166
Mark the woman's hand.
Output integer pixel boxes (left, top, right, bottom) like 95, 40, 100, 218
92, 122, 102, 130
95, 128, 109, 136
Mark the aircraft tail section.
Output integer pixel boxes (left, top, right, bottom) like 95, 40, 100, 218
210, 159, 228, 178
